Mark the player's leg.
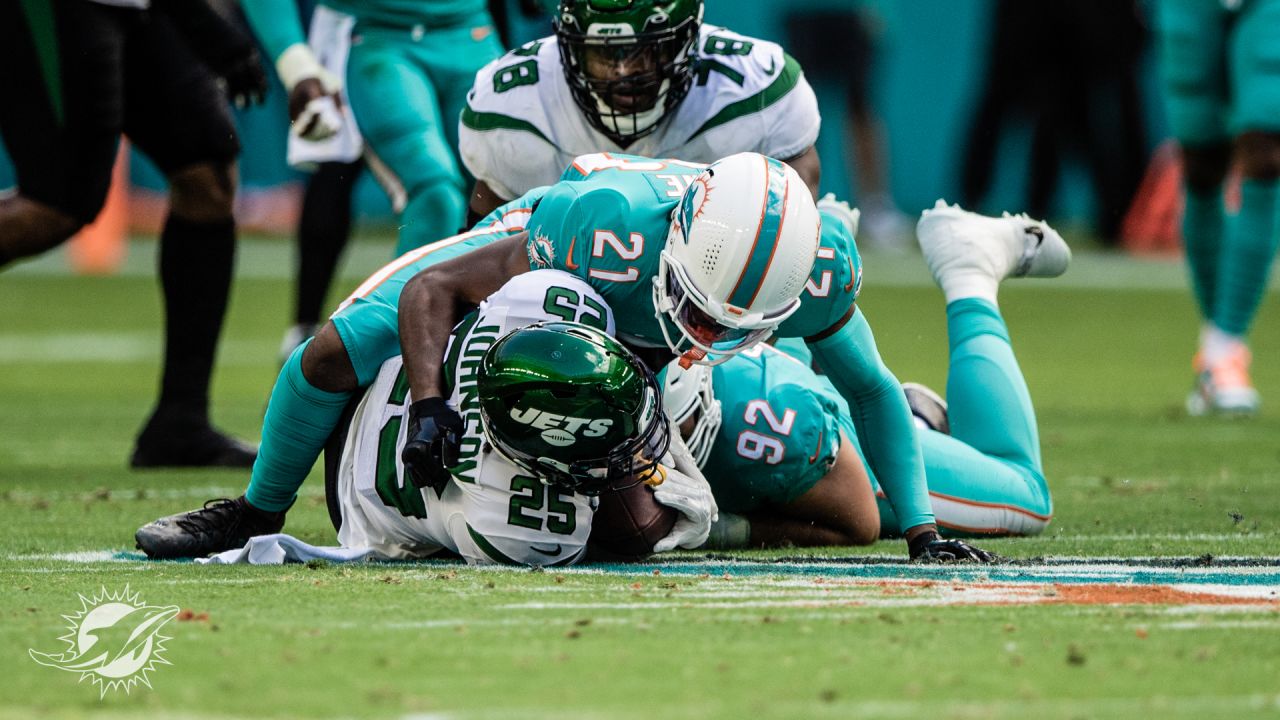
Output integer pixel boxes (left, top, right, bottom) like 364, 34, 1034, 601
346, 25, 475, 255
285, 159, 365, 359
120, 10, 255, 467
901, 203, 1069, 535
1200, 0, 1280, 414
0, 0, 124, 265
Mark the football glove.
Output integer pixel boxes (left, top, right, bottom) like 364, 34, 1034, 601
651, 434, 718, 553
908, 530, 995, 563
401, 397, 463, 494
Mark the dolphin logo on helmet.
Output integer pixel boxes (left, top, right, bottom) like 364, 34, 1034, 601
653, 152, 821, 368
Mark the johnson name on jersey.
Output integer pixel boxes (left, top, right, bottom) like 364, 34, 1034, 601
332, 270, 615, 566
459, 25, 820, 201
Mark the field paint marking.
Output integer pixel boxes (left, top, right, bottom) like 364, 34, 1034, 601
0, 333, 270, 365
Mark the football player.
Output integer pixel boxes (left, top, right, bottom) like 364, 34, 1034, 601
661, 203, 1064, 554
138, 271, 716, 562
135, 151, 1063, 562
459, 0, 822, 223
1156, 0, 1280, 415
238, 0, 503, 256
0, 0, 266, 468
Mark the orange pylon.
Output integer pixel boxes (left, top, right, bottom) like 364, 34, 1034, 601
68, 141, 129, 274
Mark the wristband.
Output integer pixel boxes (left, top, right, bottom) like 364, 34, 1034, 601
275, 43, 342, 93
702, 512, 751, 550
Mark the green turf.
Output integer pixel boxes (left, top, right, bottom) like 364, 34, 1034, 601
1, 239, 1278, 719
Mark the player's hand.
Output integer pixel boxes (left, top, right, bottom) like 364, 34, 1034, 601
651, 464, 718, 552
288, 79, 344, 141
907, 530, 995, 563
817, 193, 860, 238
401, 397, 464, 493
219, 47, 268, 109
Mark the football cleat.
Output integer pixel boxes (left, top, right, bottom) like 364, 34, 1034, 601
902, 382, 950, 435
916, 200, 1071, 288
135, 496, 287, 559
130, 413, 257, 470
1186, 348, 1261, 417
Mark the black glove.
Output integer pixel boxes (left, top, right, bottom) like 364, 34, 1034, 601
401, 398, 464, 493
908, 531, 996, 563
218, 48, 268, 109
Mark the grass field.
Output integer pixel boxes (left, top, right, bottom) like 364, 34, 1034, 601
2, 236, 1279, 719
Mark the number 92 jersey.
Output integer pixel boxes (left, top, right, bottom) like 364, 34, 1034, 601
493, 153, 862, 349
331, 270, 614, 566
460, 25, 820, 202
701, 343, 856, 514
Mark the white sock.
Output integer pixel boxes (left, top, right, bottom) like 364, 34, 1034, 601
1201, 324, 1246, 366
939, 272, 999, 306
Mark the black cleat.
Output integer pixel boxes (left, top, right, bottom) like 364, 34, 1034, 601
903, 382, 950, 435
131, 416, 257, 470
135, 496, 286, 559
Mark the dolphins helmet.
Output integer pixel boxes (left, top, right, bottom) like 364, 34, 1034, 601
653, 152, 821, 367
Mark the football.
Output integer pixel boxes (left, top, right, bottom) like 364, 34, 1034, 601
588, 479, 678, 561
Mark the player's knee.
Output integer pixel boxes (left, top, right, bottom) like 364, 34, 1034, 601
300, 323, 360, 393
1181, 143, 1232, 192
1235, 132, 1280, 180
0, 195, 84, 266
168, 161, 237, 222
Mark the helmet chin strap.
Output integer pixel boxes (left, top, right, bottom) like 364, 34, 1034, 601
678, 348, 706, 369
639, 463, 667, 487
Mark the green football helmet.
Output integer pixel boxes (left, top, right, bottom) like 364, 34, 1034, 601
477, 321, 670, 495
555, 0, 703, 144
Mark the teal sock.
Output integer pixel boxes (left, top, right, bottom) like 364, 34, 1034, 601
246, 341, 354, 512
1182, 189, 1225, 322
945, 298, 1040, 472
1213, 179, 1280, 336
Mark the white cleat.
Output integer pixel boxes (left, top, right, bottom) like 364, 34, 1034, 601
1186, 348, 1261, 417
917, 200, 1071, 290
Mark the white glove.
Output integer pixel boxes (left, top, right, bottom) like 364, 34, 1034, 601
291, 95, 344, 143
651, 425, 718, 552
817, 193, 860, 238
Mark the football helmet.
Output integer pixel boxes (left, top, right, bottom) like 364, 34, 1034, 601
653, 152, 821, 367
477, 321, 670, 495
658, 360, 721, 469
556, 0, 702, 144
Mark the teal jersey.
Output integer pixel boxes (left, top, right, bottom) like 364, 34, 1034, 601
703, 344, 854, 514
498, 153, 862, 348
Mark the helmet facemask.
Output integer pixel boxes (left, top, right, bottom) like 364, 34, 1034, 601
556, 1, 701, 145
660, 362, 722, 469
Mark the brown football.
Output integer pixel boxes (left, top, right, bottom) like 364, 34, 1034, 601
588, 480, 678, 561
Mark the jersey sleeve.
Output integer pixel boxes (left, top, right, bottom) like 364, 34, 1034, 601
459, 40, 563, 202
776, 210, 862, 339
240, 0, 308, 63
524, 182, 631, 279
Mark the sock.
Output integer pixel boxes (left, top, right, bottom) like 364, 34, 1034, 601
1201, 323, 1247, 366
246, 341, 353, 512
296, 161, 360, 325
1213, 178, 1280, 336
1182, 189, 1225, 322
155, 215, 235, 415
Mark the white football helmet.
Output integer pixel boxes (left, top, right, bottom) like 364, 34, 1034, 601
652, 152, 821, 367
659, 360, 722, 468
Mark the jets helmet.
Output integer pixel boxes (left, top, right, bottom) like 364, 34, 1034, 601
556, 0, 703, 144
653, 152, 821, 367
658, 360, 721, 468
477, 321, 670, 495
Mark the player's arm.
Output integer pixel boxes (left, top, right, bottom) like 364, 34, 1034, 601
399, 232, 533, 400
239, 0, 342, 137
735, 436, 878, 548
782, 145, 821, 199
466, 180, 511, 229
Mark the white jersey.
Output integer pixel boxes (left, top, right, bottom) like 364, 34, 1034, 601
333, 270, 616, 566
459, 25, 820, 201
